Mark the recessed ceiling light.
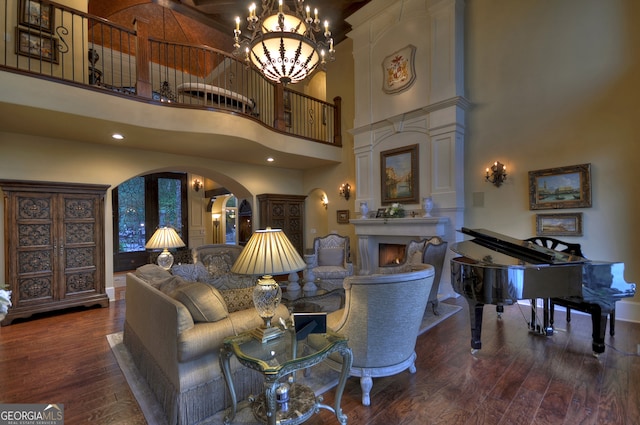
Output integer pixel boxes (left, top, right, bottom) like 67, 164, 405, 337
267, 157, 274, 162
112, 133, 124, 140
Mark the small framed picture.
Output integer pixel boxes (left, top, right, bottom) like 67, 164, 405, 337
336, 210, 349, 224
536, 212, 583, 236
19, 0, 54, 32
375, 208, 386, 218
16, 27, 59, 63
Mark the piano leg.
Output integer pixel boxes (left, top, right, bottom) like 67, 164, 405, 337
468, 302, 484, 352
589, 304, 607, 355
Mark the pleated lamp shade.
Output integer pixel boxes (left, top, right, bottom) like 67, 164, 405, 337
231, 227, 306, 342
145, 227, 185, 270
231, 227, 306, 276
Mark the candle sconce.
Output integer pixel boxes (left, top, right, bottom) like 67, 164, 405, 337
485, 161, 507, 187
339, 183, 351, 200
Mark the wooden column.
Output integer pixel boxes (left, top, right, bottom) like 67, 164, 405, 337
333, 96, 342, 146
134, 17, 152, 99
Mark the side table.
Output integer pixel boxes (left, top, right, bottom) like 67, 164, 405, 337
220, 329, 352, 425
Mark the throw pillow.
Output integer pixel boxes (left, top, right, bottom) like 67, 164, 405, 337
135, 264, 172, 282
317, 248, 344, 267
171, 263, 209, 282
220, 287, 255, 313
173, 282, 229, 322
203, 253, 232, 279
158, 275, 187, 294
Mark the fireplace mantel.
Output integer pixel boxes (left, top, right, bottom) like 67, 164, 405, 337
350, 217, 449, 238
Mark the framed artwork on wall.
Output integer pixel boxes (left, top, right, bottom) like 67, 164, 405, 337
16, 27, 58, 63
380, 144, 419, 204
528, 163, 591, 210
336, 210, 349, 224
19, 0, 54, 32
536, 213, 583, 236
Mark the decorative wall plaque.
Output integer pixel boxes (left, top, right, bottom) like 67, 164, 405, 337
382, 45, 416, 94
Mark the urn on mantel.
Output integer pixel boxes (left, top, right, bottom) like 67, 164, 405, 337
423, 197, 434, 217
360, 201, 369, 219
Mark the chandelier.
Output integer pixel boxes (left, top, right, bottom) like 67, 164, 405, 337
233, 0, 335, 85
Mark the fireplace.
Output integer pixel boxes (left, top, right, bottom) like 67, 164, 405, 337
379, 243, 406, 267
350, 216, 456, 302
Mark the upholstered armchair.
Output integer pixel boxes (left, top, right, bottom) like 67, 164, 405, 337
310, 264, 434, 406
307, 234, 354, 290
378, 236, 447, 314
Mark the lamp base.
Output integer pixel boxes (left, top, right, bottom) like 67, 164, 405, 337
156, 249, 175, 270
250, 325, 285, 343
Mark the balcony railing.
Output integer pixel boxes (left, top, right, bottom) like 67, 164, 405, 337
0, 0, 341, 146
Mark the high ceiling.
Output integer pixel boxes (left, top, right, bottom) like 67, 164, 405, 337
165, 0, 371, 44
90, 1, 372, 47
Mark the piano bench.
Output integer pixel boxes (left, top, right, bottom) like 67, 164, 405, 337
551, 299, 615, 336
549, 297, 613, 354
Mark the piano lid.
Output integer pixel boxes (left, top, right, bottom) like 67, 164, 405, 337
452, 228, 588, 266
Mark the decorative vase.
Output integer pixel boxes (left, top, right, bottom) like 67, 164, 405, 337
423, 197, 434, 217
360, 201, 369, 219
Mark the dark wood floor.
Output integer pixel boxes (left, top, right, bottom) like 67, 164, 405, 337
1, 294, 638, 425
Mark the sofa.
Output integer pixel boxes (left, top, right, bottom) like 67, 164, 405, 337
123, 263, 290, 425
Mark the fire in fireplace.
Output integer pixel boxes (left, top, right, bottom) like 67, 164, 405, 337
379, 243, 406, 267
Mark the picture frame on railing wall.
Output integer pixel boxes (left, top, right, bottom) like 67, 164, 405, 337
16, 27, 59, 64
19, 0, 54, 33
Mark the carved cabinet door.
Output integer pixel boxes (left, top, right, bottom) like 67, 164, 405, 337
10, 191, 57, 307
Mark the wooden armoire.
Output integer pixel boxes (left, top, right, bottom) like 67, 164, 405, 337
1, 180, 109, 325
257, 194, 306, 255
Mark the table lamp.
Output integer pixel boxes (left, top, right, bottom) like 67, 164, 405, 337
231, 227, 307, 342
145, 226, 186, 270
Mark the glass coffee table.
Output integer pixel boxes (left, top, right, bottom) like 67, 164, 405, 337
220, 328, 352, 425
281, 286, 345, 313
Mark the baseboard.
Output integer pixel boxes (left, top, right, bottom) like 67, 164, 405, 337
107, 275, 127, 302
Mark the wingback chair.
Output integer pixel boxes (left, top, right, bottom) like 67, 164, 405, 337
378, 236, 447, 314
307, 234, 354, 290
310, 264, 435, 406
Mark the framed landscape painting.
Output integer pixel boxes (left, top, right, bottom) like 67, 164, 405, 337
380, 144, 419, 204
528, 163, 591, 210
19, 0, 54, 32
536, 213, 583, 236
16, 27, 58, 63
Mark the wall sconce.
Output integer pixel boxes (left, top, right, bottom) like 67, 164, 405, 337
212, 213, 221, 244
193, 179, 203, 192
339, 183, 351, 200
485, 161, 507, 187
321, 194, 328, 209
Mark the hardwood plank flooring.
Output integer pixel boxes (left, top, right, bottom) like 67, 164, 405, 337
0, 295, 638, 425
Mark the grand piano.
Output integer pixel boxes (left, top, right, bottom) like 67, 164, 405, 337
450, 228, 636, 355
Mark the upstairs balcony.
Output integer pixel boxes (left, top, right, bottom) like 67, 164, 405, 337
0, 0, 343, 168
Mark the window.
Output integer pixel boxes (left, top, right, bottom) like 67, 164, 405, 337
113, 172, 187, 271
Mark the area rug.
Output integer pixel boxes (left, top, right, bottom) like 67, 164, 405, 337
107, 302, 461, 425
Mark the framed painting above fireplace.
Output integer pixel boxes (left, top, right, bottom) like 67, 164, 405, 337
380, 144, 419, 204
